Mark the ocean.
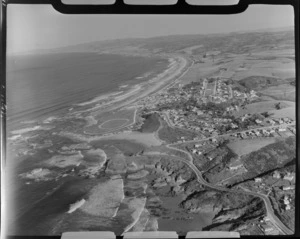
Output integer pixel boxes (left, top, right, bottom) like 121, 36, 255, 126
6, 52, 168, 130
5, 53, 212, 236
5, 52, 169, 235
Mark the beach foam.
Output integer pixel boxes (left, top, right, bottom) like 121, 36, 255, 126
67, 199, 86, 213
43, 116, 58, 124
76, 91, 123, 107
11, 126, 41, 135
19, 168, 53, 181
8, 134, 22, 141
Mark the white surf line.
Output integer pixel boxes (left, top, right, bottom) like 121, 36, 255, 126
71, 56, 187, 116
154, 56, 191, 95
90, 57, 186, 132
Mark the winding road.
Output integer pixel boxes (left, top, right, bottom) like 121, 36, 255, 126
77, 52, 293, 235
132, 56, 294, 235
170, 122, 295, 146
162, 143, 294, 235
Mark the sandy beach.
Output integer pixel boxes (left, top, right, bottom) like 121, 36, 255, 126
73, 56, 189, 115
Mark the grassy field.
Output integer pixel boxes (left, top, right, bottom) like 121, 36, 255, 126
91, 139, 145, 157
178, 63, 202, 85
103, 132, 162, 147
85, 107, 136, 134
232, 56, 295, 81
260, 84, 295, 102
233, 100, 295, 117
158, 120, 198, 144
227, 138, 278, 157
100, 119, 129, 129
269, 106, 296, 120
205, 82, 215, 96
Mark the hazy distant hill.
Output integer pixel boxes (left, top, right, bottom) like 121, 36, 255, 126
18, 28, 294, 56
59, 28, 294, 54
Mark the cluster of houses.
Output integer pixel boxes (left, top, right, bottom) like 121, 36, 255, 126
252, 170, 295, 212
273, 170, 295, 181
259, 217, 278, 235
138, 90, 185, 110
228, 160, 244, 171
189, 140, 218, 157
282, 195, 292, 210
233, 89, 258, 99
266, 117, 294, 126
210, 79, 232, 103
233, 90, 247, 99
137, 76, 295, 146
230, 124, 294, 139
232, 128, 274, 139
254, 170, 295, 185
164, 108, 218, 134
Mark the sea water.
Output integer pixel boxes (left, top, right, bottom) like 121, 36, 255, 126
6, 52, 168, 130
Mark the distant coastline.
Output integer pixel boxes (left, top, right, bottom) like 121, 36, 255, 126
6, 52, 169, 131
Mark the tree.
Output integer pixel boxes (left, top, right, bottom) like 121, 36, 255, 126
275, 102, 281, 110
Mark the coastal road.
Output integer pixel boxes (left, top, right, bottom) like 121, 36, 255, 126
238, 186, 294, 235
170, 122, 295, 146
161, 144, 294, 235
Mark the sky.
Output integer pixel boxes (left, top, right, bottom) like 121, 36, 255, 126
7, 3, 294, 54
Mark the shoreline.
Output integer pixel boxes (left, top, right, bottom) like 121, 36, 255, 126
70, 55, 189, 116
7, 52, 170, 132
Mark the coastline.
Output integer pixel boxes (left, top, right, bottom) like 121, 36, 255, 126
6, 53, 191, 235
6, 52, 168, 132
70, 56, 189, 116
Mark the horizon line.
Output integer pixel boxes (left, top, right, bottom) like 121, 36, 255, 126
7, 24, 294, 56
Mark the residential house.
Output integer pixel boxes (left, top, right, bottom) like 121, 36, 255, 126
278, 127, 286, 132
283, 172, 295, 181
273, 170, 281, 179
260, 224, 273, 233
255, 178, 262, 183
282, 185, 295, 191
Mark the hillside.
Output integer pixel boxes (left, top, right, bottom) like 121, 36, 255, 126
45, 29, 294, 56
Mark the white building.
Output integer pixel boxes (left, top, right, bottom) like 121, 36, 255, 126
283, 172, 295, 181
255, 178, 262, 183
